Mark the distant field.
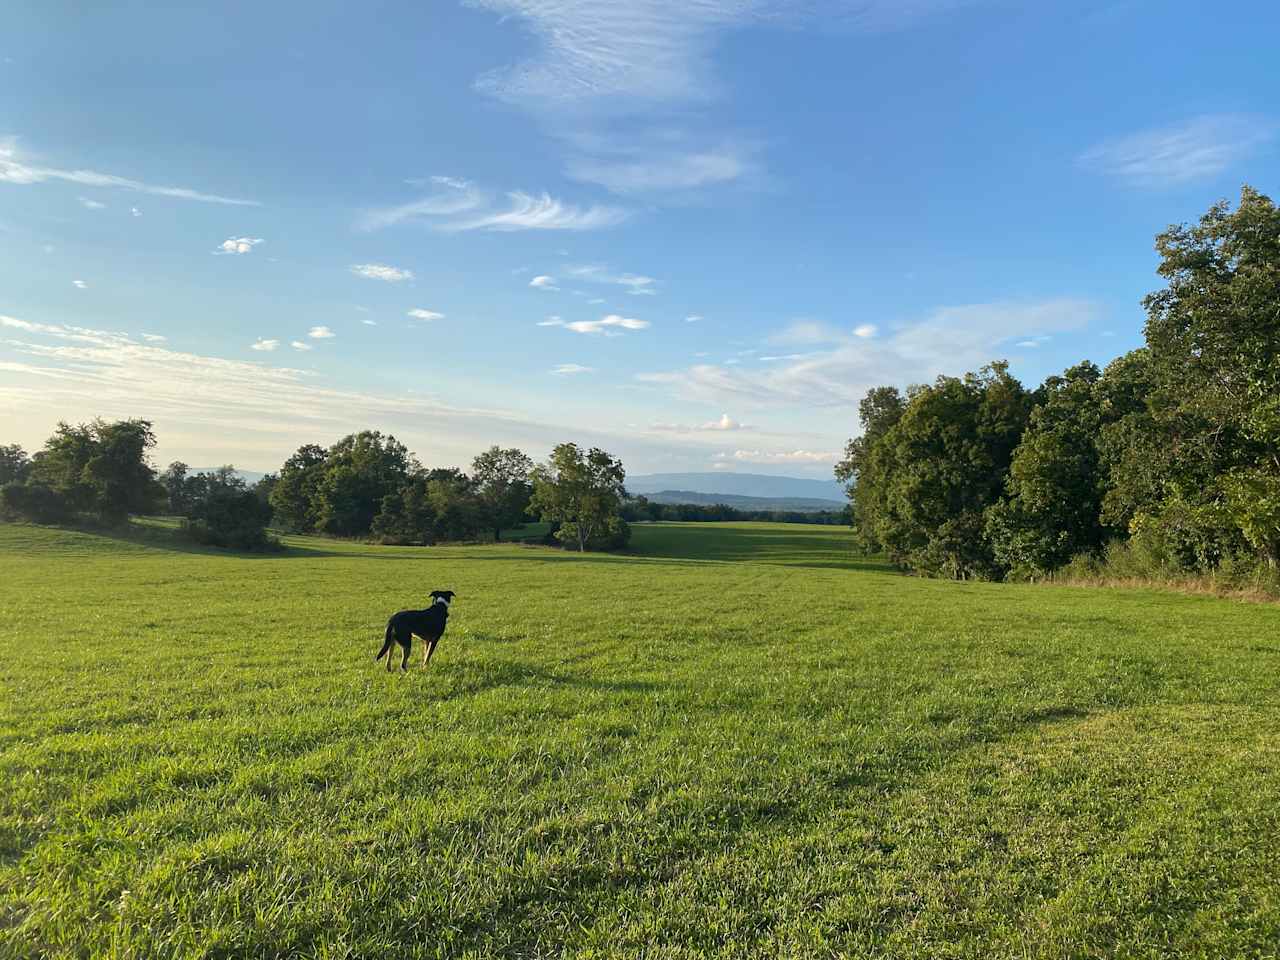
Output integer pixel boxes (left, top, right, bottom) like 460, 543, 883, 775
2, 521, 1279, 958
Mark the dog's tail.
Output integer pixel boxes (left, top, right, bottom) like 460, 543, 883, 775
375, 621, 394, 662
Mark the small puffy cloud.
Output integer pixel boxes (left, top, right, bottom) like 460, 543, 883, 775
351, 263, 414, 282
686, 314, 703, 323
291, 340, 313, 351
362, 319, 377, 326
251, 338, 280, 351
71, 279, 87, 289
529, 274, 559, 290
141, 333, 167, 342
853, 323, 878, 338
218, 236, 263, 255
551, 363, 594, 375
564, 314, 649, 335
79, 197, 105, 210
308, 326, 335, 339
408, 308, 445, 321
130, 207, 142, 217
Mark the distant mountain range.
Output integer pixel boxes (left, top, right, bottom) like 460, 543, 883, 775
627, 471, 845, 501
642, 490, 846, 513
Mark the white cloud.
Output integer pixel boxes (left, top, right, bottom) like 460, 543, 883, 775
529, 275, 559, 290
853, 323, 878, 338
291, 340, 313, 351
468, 1, 970, 108
407, 308, 445, 321
362, 319, 377, 326
537, 316, 564, 326
362, 179, 627, 233
0, 315, 574, 471
79, 197, 105, 210
637, 299, 1098, 408
651, 412, 747, 433
564, 314, 650, 335
1079, 114, 1277, 187
551, 363, 594, 375
141, 333, 166, 343
71, 279, 88, 289
307, 326, 335, 339
770, 319, 841, 345
730, 448, 839, 464
130, 207, 142, 217
566, 264, 659, 295
251, 338, 279, 351
351, 263, 414, 282
217, 236, 263, 255
448, 191, 628, 232
567, 143, 753, 194
686, 314, 704, 323
0, 138, 258, 205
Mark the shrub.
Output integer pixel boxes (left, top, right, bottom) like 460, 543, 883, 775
1, 482, 73, 524
184, 488, 280, 551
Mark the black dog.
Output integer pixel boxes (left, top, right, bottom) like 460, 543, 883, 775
376, 590, 456, 671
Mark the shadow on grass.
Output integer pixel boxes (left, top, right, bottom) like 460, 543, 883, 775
425, 658, 669, 701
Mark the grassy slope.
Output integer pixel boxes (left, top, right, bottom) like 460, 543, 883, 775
1, 521, 1278, 959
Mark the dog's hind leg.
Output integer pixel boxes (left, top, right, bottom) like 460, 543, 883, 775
399, 634, 411, 672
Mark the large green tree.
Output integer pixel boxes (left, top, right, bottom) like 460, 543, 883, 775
853, 363, 1034, 579
530, 443, 629, 552
1135, 186, 1280, 568
269, 444, 327, 533
29, 419, 161, 523
834, 386, 906, 551
984, 361, 1120, 577
314, 431, 416, 537
0, 444, 30, 487
471, 446, 534, 541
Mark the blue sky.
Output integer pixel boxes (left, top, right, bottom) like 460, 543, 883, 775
2, 0, 1277, 478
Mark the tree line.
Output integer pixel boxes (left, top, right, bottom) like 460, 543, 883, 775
621, 497, 851, 525
1, 425, 633, 553
835, 187, 1280, 584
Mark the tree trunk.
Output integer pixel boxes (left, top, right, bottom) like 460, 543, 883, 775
494, 526, 501, 542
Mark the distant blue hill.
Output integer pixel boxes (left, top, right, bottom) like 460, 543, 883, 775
642, 490, 846, 513
627, 472, 845, 501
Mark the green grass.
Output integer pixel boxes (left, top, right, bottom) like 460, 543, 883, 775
2, 520, 1279, 959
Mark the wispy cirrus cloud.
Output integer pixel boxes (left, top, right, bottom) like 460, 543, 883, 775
566, 264, 658, 295
408, 308, 445, 321
361, 175, 627, 233
350, 263, 414, 282
467, 1, 976, 197
0, 138, 259, 206
725, 448, 839, 464
0, 314, 556, 468
1079, 114, 1276, 187
79, 197, 105, 210
551, 363, 594, 375
638, 298, 1097, 409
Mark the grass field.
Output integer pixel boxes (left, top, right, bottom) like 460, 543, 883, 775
2, 520, 1279, 959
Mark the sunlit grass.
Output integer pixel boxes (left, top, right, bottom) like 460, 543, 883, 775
1, 521, 1278, 957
